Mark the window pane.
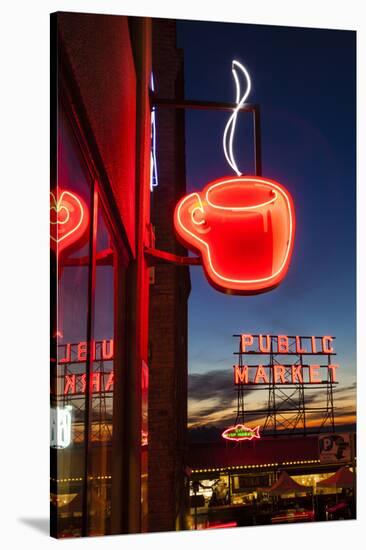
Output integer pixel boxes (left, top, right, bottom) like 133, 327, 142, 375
88, 202, 116, 536
51, 105, 92, 538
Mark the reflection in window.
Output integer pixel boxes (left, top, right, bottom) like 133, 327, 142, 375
88, 203, 116, 536
51, 105, 118, 537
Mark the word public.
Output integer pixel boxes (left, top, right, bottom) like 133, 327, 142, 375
58, 339, 114, 363
239, 334, 335, 354
235, 334, 339, 385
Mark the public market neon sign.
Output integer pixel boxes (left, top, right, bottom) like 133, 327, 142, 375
59, 339, 114, 363
63, 372, 114, 395
234, 333, 339, 385
57, 339, 114, 395
173, 61, 296, 295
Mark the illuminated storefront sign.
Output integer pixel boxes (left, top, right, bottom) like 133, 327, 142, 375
239, 334, 335, 354
63, 371, 114, 395
318, 433, 351, 463
222, 424, 260, 442
50, 188, 89, 255
234, 334, 339, 385
58, 339, 114, 363
174, 62, 295, 295
57, 340, 115, 395
50, 405, 72, 449
234, 364, 339, 385
150, 72, 159, 191
174, 176, 295, 295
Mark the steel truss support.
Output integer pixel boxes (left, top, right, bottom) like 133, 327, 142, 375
232, 334, 337, 436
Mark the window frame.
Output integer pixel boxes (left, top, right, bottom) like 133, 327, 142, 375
51, 53, 131, 536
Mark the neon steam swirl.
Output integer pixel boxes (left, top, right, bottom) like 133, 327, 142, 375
222, 60, 251, 176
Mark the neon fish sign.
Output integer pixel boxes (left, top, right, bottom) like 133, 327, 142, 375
174, 61, 296, 295
222, 424, 260, 442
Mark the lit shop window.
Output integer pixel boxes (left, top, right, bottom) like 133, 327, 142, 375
50, 406, 72, 449
88, 201, 116, 536
51, 105, 120, 537
50, 105, 92, 538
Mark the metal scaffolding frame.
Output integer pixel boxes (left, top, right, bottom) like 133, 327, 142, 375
233, 334, 337, 436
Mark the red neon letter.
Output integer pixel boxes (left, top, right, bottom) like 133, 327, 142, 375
59, 343, 71, 363
259, 335, 271, 353
80, 374, 86, 393
174, 176, 296, 295
91, 340, 96, 361
105, 371, 114, 391
240, 334, 253, 353
291, 365, 303, 384
234, 365, 249, 384
254, 365, 269, 384
91, 372, 101, 392
277, 335, 289, 353
64, 374, 76, 394
274, 365, 286, 384
322, 336, 334, 353
328, 364, 339, 382
102, 339, 114, 360
296, 336, 306, 354
309, 365, 321, 383
78, 342, 87, 362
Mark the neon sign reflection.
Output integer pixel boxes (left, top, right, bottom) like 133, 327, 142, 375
50, 188, 89, 255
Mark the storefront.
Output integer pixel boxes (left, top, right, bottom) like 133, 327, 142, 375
187, 434, 356, 528
49, 12, 356, 538
50, 13, 189, 537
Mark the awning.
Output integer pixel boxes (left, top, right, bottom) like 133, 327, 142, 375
268, 471, 312, 495
317, 466, 355, 489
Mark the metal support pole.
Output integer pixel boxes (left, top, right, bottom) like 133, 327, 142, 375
81, 184, 98, 537
253, 108, 262, 176
144, 246, 201, 266
152, 96, 262, 177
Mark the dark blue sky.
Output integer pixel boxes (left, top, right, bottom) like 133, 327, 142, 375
176, 21, 356, 392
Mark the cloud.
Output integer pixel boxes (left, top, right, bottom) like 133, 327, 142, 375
188, 369, 356, 429
334, 382, 356, 395
189, 369, 233, 402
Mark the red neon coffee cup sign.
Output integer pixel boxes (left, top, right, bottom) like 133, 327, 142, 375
174, 61, 296, 295
175, 176, 295, 294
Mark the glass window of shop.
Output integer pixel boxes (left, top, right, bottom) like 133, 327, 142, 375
50, 104, 127, 537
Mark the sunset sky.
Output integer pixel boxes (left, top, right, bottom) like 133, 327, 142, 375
176, 21, 356, 430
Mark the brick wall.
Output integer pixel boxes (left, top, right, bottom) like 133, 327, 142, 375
148, 18, 190, 532
57, 12, 137, 256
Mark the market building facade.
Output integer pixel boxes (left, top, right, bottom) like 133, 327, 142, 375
187, 433, 356, 528
50, 13, 189, 537
50, 12, 356, 538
